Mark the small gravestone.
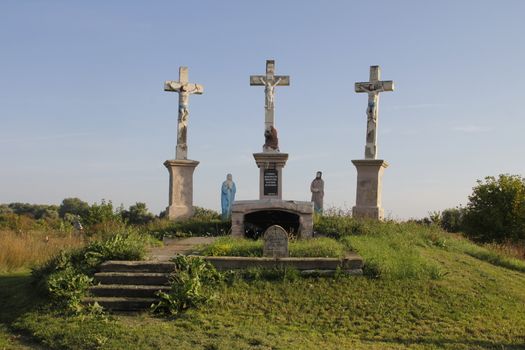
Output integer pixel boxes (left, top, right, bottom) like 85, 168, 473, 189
263, 225, 289, 258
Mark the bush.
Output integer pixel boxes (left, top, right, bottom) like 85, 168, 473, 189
32, 231, 149, 312
152, 255, 222, 315
463, 174, 525, 242
146, 217, 230, 240
47, 267, 93, 312
440, 207, 466, 232
121, 202, 155, 225
59, 198, 90, 219
83, 200, 119, 227
5, 203, 59, 220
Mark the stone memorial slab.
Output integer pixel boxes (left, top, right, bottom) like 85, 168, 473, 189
263, 169, 278, 196
263, 225, 289, 258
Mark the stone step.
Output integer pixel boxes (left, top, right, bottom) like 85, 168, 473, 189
100, 255, 363, 274
99, 261, 176, 273
202, 255, 364, 271
89, 284, 171, 298
83, 297, 158, 311
94, 272, 170, 285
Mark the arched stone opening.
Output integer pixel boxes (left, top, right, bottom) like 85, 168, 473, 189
244, 210, 300, 239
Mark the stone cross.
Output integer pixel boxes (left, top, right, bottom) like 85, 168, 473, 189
164, 67, 204, 160
250, 60, 290, 131
355, 66, 394, 159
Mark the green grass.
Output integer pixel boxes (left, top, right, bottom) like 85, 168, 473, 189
1, 219, 525, 349
198, 237, 346, 258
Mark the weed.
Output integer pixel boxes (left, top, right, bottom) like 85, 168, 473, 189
152, 255, 222, 315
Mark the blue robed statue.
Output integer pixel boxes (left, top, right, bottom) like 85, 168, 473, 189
221, 173, 236, 220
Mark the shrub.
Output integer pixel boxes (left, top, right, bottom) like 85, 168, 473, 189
47, 267, 93, 312
32, 231, 149, 312
440, 207, 466, 232
83, 200, 119, 227
463, 174, 525, 242
193, 206, 221, 221
121, 202, 155, 225
59, 198, 90, 219
146, 217, 230, 240
6, 203, 59, 220
152, 255, 222, 315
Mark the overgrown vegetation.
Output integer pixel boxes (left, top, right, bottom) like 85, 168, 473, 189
31, 231, 150, 312
0, 198, 227, 272
4, 233, 525, 349
200, 237, 346, 258
426, 174, 525, 246
146, 213, 230, 240
152, 255, 222, 316
0, 229, 84, 273
2, 195, 525, 348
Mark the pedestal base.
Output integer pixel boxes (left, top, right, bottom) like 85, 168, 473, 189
164, 159, 199, 221
253, 152, 289, 200
351, 159, 388, 220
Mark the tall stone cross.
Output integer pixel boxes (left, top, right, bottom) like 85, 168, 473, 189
164, 66, 204, 160
250, 60, 290, 131
355, 66, 394, 159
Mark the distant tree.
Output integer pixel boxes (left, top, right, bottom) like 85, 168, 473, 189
440, 207, 466, 233
59, 198, 90, 219
0, 204, 13, 215
463, 174, 525, 242
121, 202, 154, 225
84, 200, 117, 226
7, 203, 59, 219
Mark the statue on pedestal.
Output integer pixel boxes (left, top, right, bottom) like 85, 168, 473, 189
310, 171, 324, 214
221, 174, 236, 220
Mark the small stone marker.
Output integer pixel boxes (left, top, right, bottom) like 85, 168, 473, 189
263, 225, 289, 258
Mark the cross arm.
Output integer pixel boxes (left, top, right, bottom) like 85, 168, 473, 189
164, 80, 182, 92
164, 81, 204, 94
355, 80, 394, 93
250, 75, 290, 86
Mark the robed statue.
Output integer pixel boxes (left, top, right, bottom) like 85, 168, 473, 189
221, 173, 236, 220
310, 171, 324, 214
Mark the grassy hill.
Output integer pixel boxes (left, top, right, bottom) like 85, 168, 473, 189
1, 219, 525, 349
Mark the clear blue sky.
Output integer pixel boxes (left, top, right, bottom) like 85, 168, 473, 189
1, 1, 524, 219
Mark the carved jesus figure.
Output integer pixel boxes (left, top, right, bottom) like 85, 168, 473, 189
259, 77, 282, 109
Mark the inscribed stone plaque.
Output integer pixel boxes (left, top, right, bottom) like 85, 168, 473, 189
263, 169, 278, 196
263, 225, 289, 258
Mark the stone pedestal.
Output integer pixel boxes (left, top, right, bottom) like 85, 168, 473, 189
351, 159, 388, 220
164, 159, 199, 220
253, 152, 288, 200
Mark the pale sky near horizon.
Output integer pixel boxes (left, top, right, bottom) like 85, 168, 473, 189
1, 1, 524, 219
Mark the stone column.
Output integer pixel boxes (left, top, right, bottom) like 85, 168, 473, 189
164, 159, 199, 220
253, 153, 289, 200
351, 159, 388, 220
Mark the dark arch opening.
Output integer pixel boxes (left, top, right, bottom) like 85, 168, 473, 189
244, 210, 300, 240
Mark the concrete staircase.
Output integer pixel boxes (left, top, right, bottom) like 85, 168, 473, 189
84, 261, 175, 311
